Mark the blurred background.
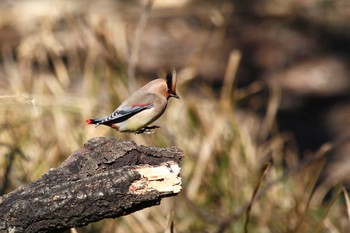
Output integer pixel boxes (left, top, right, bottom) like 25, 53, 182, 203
0, 0, 350, 232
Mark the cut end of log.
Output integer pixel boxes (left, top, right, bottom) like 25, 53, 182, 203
130, 161, 182, 195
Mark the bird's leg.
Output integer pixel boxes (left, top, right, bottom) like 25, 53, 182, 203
145, 125, 161, 130
135, 125, 161, 134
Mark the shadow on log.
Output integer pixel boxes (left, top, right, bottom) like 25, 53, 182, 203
0, 137, 184, 233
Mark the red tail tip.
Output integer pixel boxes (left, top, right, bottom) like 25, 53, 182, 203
86, 119, 93, 124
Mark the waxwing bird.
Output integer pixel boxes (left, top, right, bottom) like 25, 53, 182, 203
86, 69, 179, 134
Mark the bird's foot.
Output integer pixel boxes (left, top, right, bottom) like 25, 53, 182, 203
135, 125, 161, 134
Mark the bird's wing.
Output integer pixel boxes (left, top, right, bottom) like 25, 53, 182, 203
117, 103, 153, 115
95, 93, 159, 125
96, 103, 153, 125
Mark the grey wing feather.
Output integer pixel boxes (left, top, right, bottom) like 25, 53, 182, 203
98, 103, 153, 125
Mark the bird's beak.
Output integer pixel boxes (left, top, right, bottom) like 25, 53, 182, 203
170, 93, 179, 99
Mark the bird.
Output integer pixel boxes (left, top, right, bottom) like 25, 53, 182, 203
86, 69, 179, 134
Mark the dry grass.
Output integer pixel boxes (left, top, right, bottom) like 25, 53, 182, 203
0, 1, 349, 233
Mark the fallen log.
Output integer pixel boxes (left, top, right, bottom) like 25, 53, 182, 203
0, 137, 183, 233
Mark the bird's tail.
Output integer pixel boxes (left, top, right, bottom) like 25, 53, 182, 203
86, 118, 102, 126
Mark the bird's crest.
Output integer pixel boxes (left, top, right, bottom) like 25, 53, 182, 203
166, 69, 178, 98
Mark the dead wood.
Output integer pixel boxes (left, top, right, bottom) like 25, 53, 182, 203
0, 137, 183, 233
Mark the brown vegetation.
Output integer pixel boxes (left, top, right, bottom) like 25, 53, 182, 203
0, 1, 349, 232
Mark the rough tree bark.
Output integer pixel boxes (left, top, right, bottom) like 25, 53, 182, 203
0, 137, 184, 233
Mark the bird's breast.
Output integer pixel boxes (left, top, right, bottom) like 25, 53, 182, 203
117, 105, 166, 132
